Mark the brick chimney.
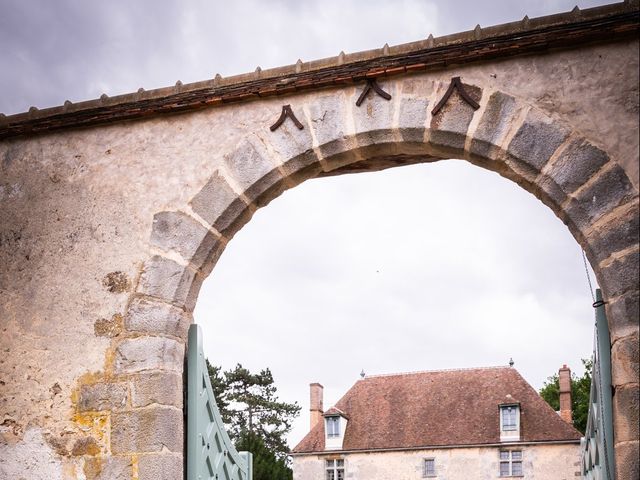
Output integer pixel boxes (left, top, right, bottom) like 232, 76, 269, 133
559, 365, 572, 424
310, 383, 324, 430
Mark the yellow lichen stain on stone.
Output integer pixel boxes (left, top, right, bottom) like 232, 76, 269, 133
83, 456, 104, 479
131, 453, 139, 480
72, 412, 109, 448
103, 344, 118, 377
62, 461, 78, 480
70, 371, 105, 407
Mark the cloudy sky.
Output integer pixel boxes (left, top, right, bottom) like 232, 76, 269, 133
1, 0, 612, 448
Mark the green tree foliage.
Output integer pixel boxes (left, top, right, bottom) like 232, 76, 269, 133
235, 432, 293, 480
206, 360, 301, 478
539, 358, 592, 434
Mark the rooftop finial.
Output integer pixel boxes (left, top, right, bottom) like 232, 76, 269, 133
509, 358, 514, 367
360, 369, 366, 379
427, 34, 434, 48
337, 51, 345, 65
295, 59, 303, 73
383, 43, 390, 55
474, 24, 482, 40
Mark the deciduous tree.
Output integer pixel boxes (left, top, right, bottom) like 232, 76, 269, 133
539, 358, 592, 434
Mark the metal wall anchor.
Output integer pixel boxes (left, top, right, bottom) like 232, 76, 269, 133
270, 105, 304, 131
431, 76, 480, 115
356, 79, 392, 107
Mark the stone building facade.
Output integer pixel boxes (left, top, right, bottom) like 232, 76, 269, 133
292, 367, 582, 479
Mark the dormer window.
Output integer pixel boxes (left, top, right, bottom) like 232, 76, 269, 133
324, 408, 348, 450
499, 402, 521, 442
326, 416, 341, 438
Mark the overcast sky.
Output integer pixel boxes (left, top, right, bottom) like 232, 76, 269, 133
1, 0, 612, 448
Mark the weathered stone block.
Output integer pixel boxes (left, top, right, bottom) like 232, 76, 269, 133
79, 382, 128, 412
429, 81, 482, 153
125, 296, 190, 339
189, 170, 251, 235
506, 109, 569, 175
137, 256, 196, 307
567, 165, 636, 227
536, 175, 569, 209
607, 290, 640, 342
612, 334, 640, 387
308, 93, 350, 147
615, 440, 639, 480
138, 453, 183, 480
353, 80, 395, 146
111, 406, 183, 453
589, 202, 639, 264
223, 139, 284, 203
470, 91, 517, 159
84, 455, 132, 480
130, 372, 182, 408
258, 107, 320, 181
150, 211, 221, 270
546, 139, 609, 194
398, 95, 429, 144
599, 249, 639, 299
114, 337, 184, 374
613, 384, 639, 442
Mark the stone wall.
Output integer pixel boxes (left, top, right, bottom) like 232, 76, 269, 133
0, 38, 638, 479
292, 443, 582, 480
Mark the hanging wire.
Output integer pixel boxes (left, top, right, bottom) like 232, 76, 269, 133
581, 249, 595, 303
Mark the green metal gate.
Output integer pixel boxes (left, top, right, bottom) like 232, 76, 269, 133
580, 289, 615, 480
187, 324, 253, 480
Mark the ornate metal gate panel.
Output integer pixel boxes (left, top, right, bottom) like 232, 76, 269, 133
187, 324, 253, 480
580, 289, 615, 480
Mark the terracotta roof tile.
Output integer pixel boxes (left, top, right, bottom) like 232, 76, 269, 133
292, 367, 581, 453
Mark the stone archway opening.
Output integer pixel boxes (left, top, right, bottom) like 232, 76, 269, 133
192, 157, 600, 448
138, 82, 637, 477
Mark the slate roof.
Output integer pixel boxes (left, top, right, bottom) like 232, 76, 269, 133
292, 366, 581, 454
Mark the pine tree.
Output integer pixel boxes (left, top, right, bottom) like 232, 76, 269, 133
223, 364, 301, 461
235, 432, 293, 480
206, 361, 301, 478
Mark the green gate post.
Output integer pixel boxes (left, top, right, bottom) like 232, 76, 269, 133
187, 324, 253, 480
581, 289, 615, 480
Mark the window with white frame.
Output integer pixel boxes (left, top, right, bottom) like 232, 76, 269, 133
499, 450, 523, 477
326, 416, 340, 438
501, 405, 518, 431
325, 459, 344, 480
423, 458, 436, 477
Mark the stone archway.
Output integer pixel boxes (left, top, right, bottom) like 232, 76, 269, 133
1, 7, 638, 478
127, 81, 637, 478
